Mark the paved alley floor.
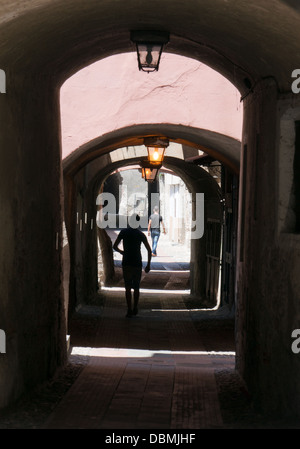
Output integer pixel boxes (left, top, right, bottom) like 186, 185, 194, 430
1, 288, 297, 429
43, 290, 235, 429
2, 236, 296, 430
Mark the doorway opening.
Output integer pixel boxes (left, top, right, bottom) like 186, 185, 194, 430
93, 141, 234, 311
97, 163, 192, 295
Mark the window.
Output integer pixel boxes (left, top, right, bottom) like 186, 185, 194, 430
170, 184, 180, 218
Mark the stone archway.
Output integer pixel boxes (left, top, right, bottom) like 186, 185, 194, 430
1, 0, 300, 417
62, 127, 236, 317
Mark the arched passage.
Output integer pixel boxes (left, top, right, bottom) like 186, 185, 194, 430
63, 123, 240, 176
63, 129, 232, 317
97, 165, 193, 292
0, 0, 300, 418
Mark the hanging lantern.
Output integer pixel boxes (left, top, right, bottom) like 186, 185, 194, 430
147, 146, 165, 165
144, 136, 169, 165
130, 31, 169, 73
140, 161, 160, 183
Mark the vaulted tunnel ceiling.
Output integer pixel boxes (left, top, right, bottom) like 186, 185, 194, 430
0, 0, 299, 94
62, 124, 241, 176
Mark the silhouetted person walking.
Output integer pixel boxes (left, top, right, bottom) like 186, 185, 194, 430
113, 214, 152, 317
147, 206, 166, 256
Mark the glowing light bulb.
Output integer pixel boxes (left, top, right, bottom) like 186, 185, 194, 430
153, 150, 159, 161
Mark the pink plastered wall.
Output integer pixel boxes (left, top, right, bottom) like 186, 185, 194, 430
60, 53, 243, 159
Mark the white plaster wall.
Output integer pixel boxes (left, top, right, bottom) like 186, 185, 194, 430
60, 53, 243, 159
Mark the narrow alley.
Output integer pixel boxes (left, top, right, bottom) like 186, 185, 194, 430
1, 237, 297, 430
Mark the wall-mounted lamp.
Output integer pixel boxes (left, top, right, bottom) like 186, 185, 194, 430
130, 31, 169, 72
144, 136, 169, 164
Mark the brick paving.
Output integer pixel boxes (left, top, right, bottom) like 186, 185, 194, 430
40, 236, 236, 429
1, 236, 298, 429
43, 289, 234, 429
